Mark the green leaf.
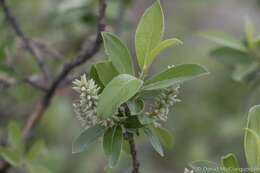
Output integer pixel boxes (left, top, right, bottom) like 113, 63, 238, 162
143, 64, 209, 90
90, 65, 104, 91
202, 31, 247, 52
143, 127, 164, 156
154, 127, 174, 149
26, 140, 45, 162
8, 122, 24, 152
103, 126, 123, 167
0, 148, 21, 167
244, 18, 255, 49
122, 140, 130, 155
72, 124, 105, 153
124, 116, 143, 129
189, 160, 221, 173
244, 105, 260, 169
102, 32, 135, 75
138, 114, 153, 125
221, 153, 241, 173
144, 38, 182, 69
127, 99, 144, 115
255, 35, 260, 47
97, 74, 143, 118
210, 47, 251, 65
244, 128, 260, 169
232, 63, 259, 82
135, 0, 164, 69
139, 90, 162, 99
95, 61, 119, 85
28, 164, 52, 173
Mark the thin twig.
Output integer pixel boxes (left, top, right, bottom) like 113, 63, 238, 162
23, 77, 48, 91
4, 47, 49, 91
22, 0, 106, 138
0, 0, 50, 80
0, 74, 15, 88
127, 133, 140, 173
0, 0, 107, 172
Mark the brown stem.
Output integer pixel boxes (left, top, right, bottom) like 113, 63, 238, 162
127, 133, 140, 173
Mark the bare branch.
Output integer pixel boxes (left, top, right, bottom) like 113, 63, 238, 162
23, 77, 48, 91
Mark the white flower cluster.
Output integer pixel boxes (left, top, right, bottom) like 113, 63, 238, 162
72, 74, 126, 129
146, 85, 180, 127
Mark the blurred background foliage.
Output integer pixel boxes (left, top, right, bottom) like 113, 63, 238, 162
1, 0, 260, 172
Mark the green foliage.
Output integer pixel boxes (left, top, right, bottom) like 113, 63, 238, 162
94, 61, 119, 86
143, 64, 208, 90
244, 105, 260, 169
89, 65, 104, 90
102, 32, 134, 75
204, 21, 260, 83
8, 122, 24, 152
135, 0, 164, 70
97, 74, 143, 118
26, 140, 45, 162
145, 38, 182, 70
0, 148, 21, 167
210, 47, 251, 65
154, 127, 174, 149
72, 0, 208, 169
0, 122, 50, 173
189, 104, 260, 173
202, 31, 247, 52
28, 164, 52, 173
72, 124, 106, 153
103, 126, 123, 167
221, 153, 241, 173
127, 99, 145, 115
245, 18, 255, 49
143, 127, 164, 156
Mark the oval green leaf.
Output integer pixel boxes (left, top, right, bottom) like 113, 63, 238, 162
210, 47, 251, 65
0, 148, 21, 167
72, 124, 105, 154
154, 127, 174, 149
8, 122, 23, 148
144, 38, 182, 69
95, 61, 119, 86
97, 74, 143, 118
221, 153, 241, 173
26, 140, 45, 162
103, 126, 123, 167
143, 127, 164, 156
232, 63, 258, 82
8, 122, 24, 153
28, 164, 52, 173
127, 99, 145, 115
202, 31, 247, 52
135, 0, 164, 69
102, 32, 135, 75
143, 64, 209, 90
244, 105, 260, 170
90, 65, 104, 91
